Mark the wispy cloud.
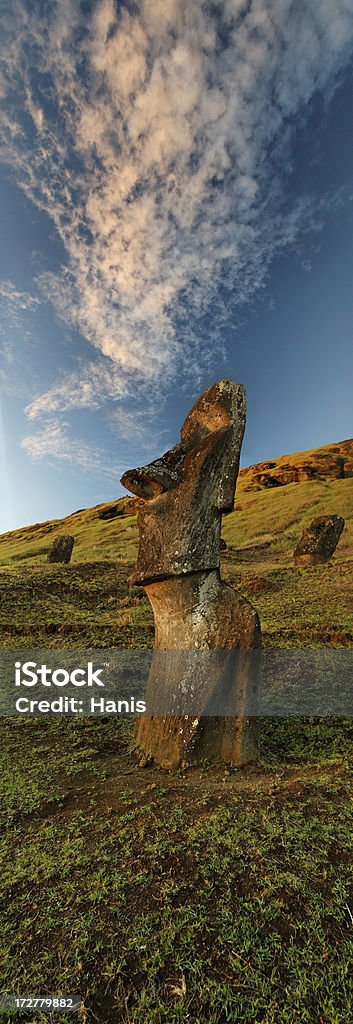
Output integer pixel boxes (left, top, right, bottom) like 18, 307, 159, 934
1, 0, 353, 423
21, 419, 118, 478
108, 405, 173, 460
0, 278, 41, 366
0, 279, 40, 312
25, 360, 127, 420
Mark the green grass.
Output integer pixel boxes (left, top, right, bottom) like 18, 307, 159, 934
226, 477, 353, 561
1, 717, 353, 1023
0, 561, 154, 648
0, 476, 352, 649
0, 504, 139, 566
0, 445, 352, 1021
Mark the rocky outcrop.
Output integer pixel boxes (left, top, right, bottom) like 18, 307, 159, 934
98, 497, 143, 520
251, 464, 316, 488
99, 503, 126, 521
121, 379, 261, 770
293, 515, 345, 566
47, 535, 75, 564
239, 441, 353, 492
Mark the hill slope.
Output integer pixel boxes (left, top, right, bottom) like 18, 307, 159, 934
0, 438, 352, 649
1, 442, 353, 1021
0, 437, 352, 566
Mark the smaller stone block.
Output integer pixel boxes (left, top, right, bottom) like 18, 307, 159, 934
293, 515, 344, 566
48, 535, 75, 564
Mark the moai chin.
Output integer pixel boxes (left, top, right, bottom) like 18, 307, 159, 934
121, 380, 261, 769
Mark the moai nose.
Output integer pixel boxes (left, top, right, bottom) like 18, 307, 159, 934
120, 443, 187, 500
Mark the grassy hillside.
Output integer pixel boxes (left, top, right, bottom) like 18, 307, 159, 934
1, 437, 352, 566
1, 441, 352, 1023
238, 437, 353, 489
0, 500, 139, 566
0, 439, 352, 648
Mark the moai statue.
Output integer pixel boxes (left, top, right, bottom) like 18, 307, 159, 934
47, 535, 75, 564
121, 380, 261, 769
293, 515, 345, 566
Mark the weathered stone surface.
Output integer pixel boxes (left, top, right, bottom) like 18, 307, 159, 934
47, 535, 75, 564
121, 380, 246, 584
121, 379, 261, 769
137, 570, 260, 768
293, 515, 344, 566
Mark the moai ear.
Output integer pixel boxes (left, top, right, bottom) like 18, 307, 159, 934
180, 380, 246, 512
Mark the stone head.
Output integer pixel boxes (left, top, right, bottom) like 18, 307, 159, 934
120, 379, 246, 584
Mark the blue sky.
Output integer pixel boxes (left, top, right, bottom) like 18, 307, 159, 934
0, 0, 352, 533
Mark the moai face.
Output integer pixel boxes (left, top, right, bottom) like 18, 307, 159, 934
121, 380, 246, 584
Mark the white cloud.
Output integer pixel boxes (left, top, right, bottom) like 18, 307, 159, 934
108, 405, 173, 458
0, 279, 41, 358
21, 419, 118, 478
0, 0, 353, 419
25, 359, 128, 420
25, 87, 44, 133
0, 279, 40, 313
